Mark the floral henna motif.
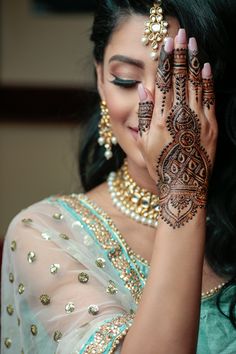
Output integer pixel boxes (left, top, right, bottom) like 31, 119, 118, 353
188, 49, 201, 102
157, 48, 211, 228
156, 46, 173, 115
203, 77, 215, 109
138, 101, 154, 136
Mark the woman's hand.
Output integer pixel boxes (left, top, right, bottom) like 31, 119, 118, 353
137, 29, 218, 228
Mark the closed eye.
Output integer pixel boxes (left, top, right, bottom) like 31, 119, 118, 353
110, 75, 141, 88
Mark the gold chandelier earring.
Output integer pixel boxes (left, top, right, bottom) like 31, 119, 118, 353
98, 101, 117, 160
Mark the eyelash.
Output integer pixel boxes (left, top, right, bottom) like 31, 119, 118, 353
110, 75, 141, 88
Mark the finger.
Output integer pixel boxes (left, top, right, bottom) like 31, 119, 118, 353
173, 28, 188, 105
155, 37, 174, 119
188, 37, 202, 108
202, 63, 216, 119
137, 83, 154, 137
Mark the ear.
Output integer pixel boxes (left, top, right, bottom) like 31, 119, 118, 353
95, 62, 106, 101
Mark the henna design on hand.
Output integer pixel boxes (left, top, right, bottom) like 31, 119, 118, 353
157, 48, 211, 228
156, 46, 173, 115
188, 49, 201, 102
173, 48, 188, 105
203, 77, 215, 109
138, 101, 154, 136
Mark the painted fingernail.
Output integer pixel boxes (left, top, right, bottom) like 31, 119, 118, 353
202, 63, 212, 78
176, 28, 187, 44
164, 37, 174, 53
138, 83, 148, 101
188, 37, 198, 51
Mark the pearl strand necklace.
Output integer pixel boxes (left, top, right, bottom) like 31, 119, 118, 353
107, 162, 160, 228
201, 281, 228, 298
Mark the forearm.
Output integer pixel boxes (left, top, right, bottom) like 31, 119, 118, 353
121, 209, 206, 354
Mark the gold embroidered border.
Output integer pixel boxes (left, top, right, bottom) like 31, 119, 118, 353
59, 194, 144, 304
82, 313, 134, 354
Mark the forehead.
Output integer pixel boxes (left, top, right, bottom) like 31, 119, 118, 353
104, 14, 179, 64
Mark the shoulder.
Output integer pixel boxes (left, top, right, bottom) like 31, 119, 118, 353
4, 194, 82, 246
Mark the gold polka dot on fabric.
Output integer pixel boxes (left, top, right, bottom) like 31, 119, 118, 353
40, 294, 51, 306
78, 272, 89, 284
4, 337, 12, 348
10, 240, 17, 252
18, 283, 25, 295
53, 213, 64, 220
6, 305, 14, 316
50, 264, 60, 274
9, 273, 14, 283
106, 280, 118, 295
27, 251, 37, 263
21, 218, 33, 225
65, 302, 75, 314
31, 324, 38, 336
53, 330, 63, 342
88, 304, 99, 316
59, 233, 70, 240
41, 231, 51, 240
96, 257, 106, 268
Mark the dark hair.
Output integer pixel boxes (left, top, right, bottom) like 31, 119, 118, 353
79, 0, 236, 326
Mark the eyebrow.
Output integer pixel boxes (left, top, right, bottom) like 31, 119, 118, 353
109, 55, 144, 69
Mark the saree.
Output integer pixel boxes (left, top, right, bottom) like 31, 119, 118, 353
1, 193, 236, 353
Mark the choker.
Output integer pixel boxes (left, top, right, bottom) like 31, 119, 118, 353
107, 161, 160, 228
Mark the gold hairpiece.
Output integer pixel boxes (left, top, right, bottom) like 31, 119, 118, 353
141, 1, 169, 60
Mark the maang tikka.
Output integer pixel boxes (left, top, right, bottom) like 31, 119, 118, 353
98, 101, 117, 160
141, 1, 169, 60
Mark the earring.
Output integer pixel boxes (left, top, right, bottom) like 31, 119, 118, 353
98, 101, 117, 160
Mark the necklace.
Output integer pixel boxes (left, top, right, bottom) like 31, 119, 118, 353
107, 160, 160, 228
201, 281, 228, 299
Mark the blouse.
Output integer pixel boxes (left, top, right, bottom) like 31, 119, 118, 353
1, 193, 236, 353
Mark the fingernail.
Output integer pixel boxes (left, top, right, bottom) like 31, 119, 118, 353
164, 37, 174, 53
202, 63, 212, 78
188, 37, 198, 51
176, 28, 186, 44
138, 83, 148, 101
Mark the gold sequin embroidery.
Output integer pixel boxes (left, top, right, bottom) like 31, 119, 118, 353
88, 304, 99, 316
31, 324, 38, 336
21, 218, 33, 225
59, 194, 145, 304
40, 294, 51, 305
59, 233, 70, 240
6, 305, 14, 316
78, 272, 89, 283
27, 251, 36, 263
106, 280, 118, 295
4, 337, 12, 348
41, 231, 51, 240
82, 313, 134, 353
50, 263, 60, 274
65, 302, 75, 314
96, 257, 106, 268
54, 330, 63, 342
10, 240, 16, 251
9, 273, 14, 283
18, 283, 25, 295
53, 213, 64, 220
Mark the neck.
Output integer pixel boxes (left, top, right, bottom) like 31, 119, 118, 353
126, 157, 158, 194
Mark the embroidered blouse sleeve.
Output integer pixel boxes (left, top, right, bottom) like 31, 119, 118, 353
1, 199, 134, 354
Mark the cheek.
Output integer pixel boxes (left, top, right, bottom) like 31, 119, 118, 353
104, 86, 138, 126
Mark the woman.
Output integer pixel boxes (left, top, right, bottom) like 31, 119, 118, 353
1, 0, 236, 353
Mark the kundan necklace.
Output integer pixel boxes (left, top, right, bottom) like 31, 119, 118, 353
107, 160, 160, 228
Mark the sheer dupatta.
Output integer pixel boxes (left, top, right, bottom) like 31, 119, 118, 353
1, 194, 145, 353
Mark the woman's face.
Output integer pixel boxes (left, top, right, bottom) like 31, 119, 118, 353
96, 14, 179, 168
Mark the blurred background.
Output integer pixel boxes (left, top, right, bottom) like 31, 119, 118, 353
0, 0, 98, 245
